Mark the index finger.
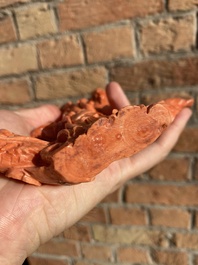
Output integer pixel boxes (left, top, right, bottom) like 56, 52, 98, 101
106, 82, 130, 109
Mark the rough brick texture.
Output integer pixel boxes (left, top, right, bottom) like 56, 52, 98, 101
109, 207, 146, 225
125, 184, 198, 206
0, 15, 16, 44
0, 1, 198, 265
110, 57, 198, 91
81, 244, 112, 261
152, 250, 188, 265
140, 15, 196, 55
37, 35, 84, 69
58, 0, 164, 31
0, 79, 32, 104
0, 0, 29, 8
0, 44, 37, 76
35, 67, 107, 99
168, 0, 198, 11
116, 247, 149, 263
83, 25, 134, 63
148, 158, 189, 181
16, 3, 57, 40
150, 208, 191, 228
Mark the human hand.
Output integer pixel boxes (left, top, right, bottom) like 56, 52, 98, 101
0, 82, 192, 265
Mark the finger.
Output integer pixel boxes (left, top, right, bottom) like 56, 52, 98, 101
15, 105, 61, 130
106, 82, 130, 109
123, 108, 192, 180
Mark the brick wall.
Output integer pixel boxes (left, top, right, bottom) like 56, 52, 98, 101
0, 0, 198, 265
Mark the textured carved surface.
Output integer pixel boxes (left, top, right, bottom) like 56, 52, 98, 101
0, 89, 194, 186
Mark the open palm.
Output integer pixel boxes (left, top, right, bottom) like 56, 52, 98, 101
0, 83, 192, 265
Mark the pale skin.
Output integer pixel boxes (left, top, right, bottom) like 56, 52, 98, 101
0, 82, 192, 265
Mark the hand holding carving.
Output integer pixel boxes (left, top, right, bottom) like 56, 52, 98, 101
0, 82, 193, 265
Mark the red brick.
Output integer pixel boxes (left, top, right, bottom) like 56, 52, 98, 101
63, 224, 91, 242
109, 207, 146, 225
101, 189, 120, 203
140, 15, 195, 55
83, 25, 134, 63
16, 3, 57, 40
175, 233, 198, 250
0, 44, 37, 76
35, 67, 107, 99
152, 250, 188, 265
194, 159, 198, 180
150, 208, 190, 228
173, 127, 198, 152
0, 0, 29, 8
0, 79, 32, 104
0, 16, 16, 44
37, 240, 79, 257
37, 35, 84, 69
81, 244, 112, 261
168, 0, 198, 11
148, 158, 189, 181
93, 225, 168, 246
125, 183, 198, 206
117, 247, 148, 263
110, 57, 198, 91
28, 257, 69, 265
80, 207, 106, 223
58, 0, 164, 31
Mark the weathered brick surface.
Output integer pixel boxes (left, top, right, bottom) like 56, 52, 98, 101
0, 16, 16, 44
16, 4, 57, 40
109, 207, 146, 225
140, 15, 195, 55
28, 257, 69, 265
175, 233, 198, 250
35, 67, 107, 99
152, 250, 188, 265
174, 128, 198, 152
0, 44, 37, 76
150, 208, 191, 228
0, 78, 32, 104
0, 0, 29, 8
81, 244, 112, 261
92, 225, 168, 246
148, 158, 189, 181
83, 25, 134, 63
125, 184, 198, 206
116, 247, 148, 263
80, 207, 106, 223
101, 189, 120, 203
110, 57, 198, 91
37, 35, 84, 69
37, 240, 79, 257
63, 225, 91, 242
168, 0, 198, 11
58, 0, 164, 31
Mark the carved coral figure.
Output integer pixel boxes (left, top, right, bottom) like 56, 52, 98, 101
0, 89, 193, 186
